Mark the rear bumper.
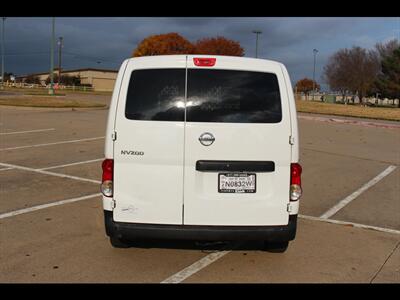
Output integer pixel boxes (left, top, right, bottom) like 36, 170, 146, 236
104, 211, 297, 242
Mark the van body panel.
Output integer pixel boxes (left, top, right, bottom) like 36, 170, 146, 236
183, 55, 291, 226
104, 59, 129, 159
112, 56, 187, 224
103, 59, 129, 211
280, 64, 300, 163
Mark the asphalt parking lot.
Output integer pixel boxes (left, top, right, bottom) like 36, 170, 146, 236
0, 105, 399, 283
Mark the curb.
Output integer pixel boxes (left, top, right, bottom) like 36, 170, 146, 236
298, 115, 400, 129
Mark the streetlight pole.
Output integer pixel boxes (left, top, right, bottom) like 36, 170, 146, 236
1, 17, 6, 90
58, 36, 63, 86
312, 48, 318, 101
49, 17, 55, 95
252, 30, 262, 58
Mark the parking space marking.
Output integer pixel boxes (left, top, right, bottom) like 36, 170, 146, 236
161, 250, 231, 283
301, 146, 396, 165
299, 214, 400, 235
40, 158, 104, 171
161, 212, 400, 283
319, 165, 397, 219
0, 136, 105, 151
0, 128, 55, 135
0, 167, 13, 171
0, 162, 101, 184
0, 193, 101, 220
0, 157, 104, 172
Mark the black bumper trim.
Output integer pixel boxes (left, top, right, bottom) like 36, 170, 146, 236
196, 160, 275, 172
104, 211, 297, 242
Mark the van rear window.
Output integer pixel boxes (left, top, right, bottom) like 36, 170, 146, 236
186, 69, 282, 123
125, 68, 282, 123
125, 69, 185, 121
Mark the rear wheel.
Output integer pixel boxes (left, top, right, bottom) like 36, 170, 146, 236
109, 236, 131, 248
263, 241, 289, 253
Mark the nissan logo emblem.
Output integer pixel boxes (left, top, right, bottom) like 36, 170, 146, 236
199, 132, 215, 146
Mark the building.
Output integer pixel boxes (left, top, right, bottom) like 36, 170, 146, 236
17, 68, 118, 91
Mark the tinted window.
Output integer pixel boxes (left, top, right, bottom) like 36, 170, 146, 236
125, 69, 185, 121
186, 69, 282, 123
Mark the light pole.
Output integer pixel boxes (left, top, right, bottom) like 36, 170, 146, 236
312, 48, 318, 101
49, 17, 55, 95
252, 30, 262, 58
1, 17, 6, 90
57, 36, 63, 85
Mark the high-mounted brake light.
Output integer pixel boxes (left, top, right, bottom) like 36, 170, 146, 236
290, 163, 302, 201
193, 57, 216, 67
101, 159, 114, 197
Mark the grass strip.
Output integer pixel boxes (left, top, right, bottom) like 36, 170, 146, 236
296, 100, 400, 122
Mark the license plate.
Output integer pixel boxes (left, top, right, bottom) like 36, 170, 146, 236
218, 173, 256, 193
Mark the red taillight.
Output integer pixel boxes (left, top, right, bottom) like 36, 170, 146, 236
102, 159, 113, 182
193, 57, 216, 67
291, 163, 302, 185
101, 159, 114, 197
290, 163, 302, 201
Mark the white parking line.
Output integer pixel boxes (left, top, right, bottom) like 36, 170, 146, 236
40, 158, 104, 171
0, 149, 397, 282
0, 136, 105, 151
0, 162, 101, 184
159, 165, 399, 283
299, 214, 400, 235
160, 211, 400, 283
0, 128, 55, 135
161, 251, 231, 283
0, 157, 104, 172
319, 165, 397, 219
162, 169, 400, 284
0, 167, 13, 172
0, 193, 101, 220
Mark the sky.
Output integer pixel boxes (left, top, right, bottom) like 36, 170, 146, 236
2, 17, 399, 90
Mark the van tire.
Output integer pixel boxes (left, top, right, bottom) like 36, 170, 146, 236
263, 241, 289, 253
109, 236, 131, 248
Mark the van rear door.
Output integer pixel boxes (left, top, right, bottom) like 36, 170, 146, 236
183, 56, 292, 226
113, 57, 186, 224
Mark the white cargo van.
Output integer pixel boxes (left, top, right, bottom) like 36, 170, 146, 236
101, 55, 302, 252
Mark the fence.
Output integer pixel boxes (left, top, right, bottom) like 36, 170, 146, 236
1, 81, 94, 92
295, 93, 399, 108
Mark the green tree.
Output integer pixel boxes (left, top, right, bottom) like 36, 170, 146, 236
45, 74, 81, 86
2, 72, 14, 81
375, 47, 400, 107
24, 74, 41, 84
375, 39, 399, 60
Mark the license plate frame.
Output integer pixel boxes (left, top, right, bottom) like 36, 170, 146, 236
218, 173, 256, 193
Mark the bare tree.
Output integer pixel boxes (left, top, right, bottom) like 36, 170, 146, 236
323, 46, 380, 105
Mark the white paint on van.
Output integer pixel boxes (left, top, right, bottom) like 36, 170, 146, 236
104, 55, 300, 227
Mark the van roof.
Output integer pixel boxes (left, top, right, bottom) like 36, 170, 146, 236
126, 55, 284, 68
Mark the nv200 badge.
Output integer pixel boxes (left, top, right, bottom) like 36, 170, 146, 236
120, 150, 144, 156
